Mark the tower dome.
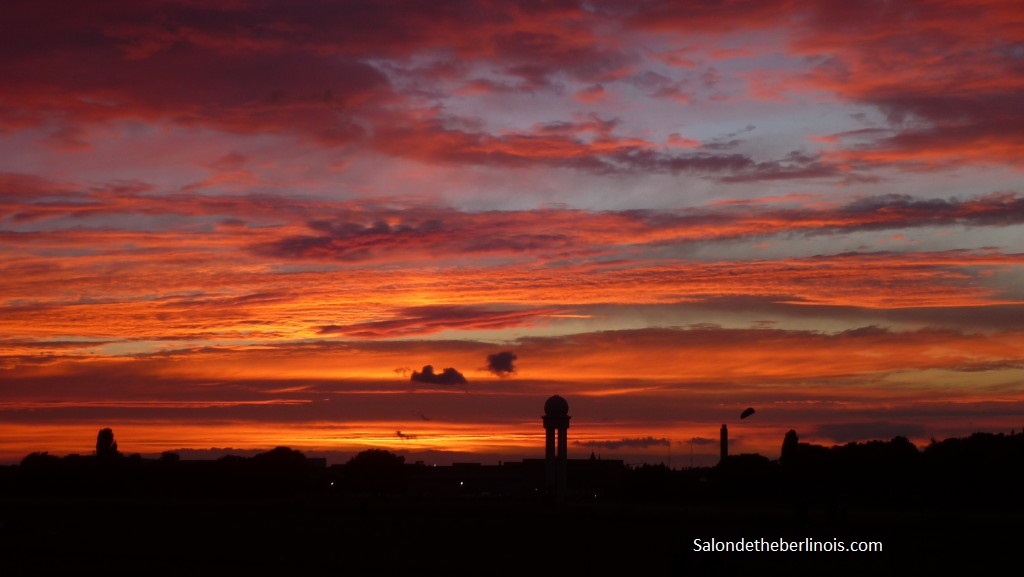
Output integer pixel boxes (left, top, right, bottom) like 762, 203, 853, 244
544, 394, 569, 417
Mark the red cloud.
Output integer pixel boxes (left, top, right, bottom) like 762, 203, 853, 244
5, 0, 1020, 173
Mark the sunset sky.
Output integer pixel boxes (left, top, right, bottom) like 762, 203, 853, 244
2, 0, 1023, 466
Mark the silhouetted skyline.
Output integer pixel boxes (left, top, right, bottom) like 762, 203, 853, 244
4, 424, 1022, 574
6, 419, 1022, 555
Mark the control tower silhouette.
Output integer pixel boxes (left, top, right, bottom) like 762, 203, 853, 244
543, 395, 570, 500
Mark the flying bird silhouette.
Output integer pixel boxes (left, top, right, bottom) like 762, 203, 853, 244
740, 407, 755, 420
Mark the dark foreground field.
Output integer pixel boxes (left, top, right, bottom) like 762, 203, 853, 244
1, 493, 1017, 576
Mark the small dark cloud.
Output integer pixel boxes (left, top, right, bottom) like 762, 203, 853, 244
410, 365, 467, 385
575, 436, 670, 450
485, 351, 518, 377
687, 437, 719, 446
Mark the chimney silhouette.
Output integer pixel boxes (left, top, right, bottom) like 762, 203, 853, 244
720, 424, 728, 464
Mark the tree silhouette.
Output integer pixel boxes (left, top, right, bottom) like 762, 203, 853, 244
345, 448, 407, 493
346, 448, 405, 469
780, 429, 799, 466
159, 451, 180, 463
20, 451, 60, 468
95, 427, 120, 461
251, 446, 308, 468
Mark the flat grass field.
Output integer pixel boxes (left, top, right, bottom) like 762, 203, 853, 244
1, 494, 1017, 575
